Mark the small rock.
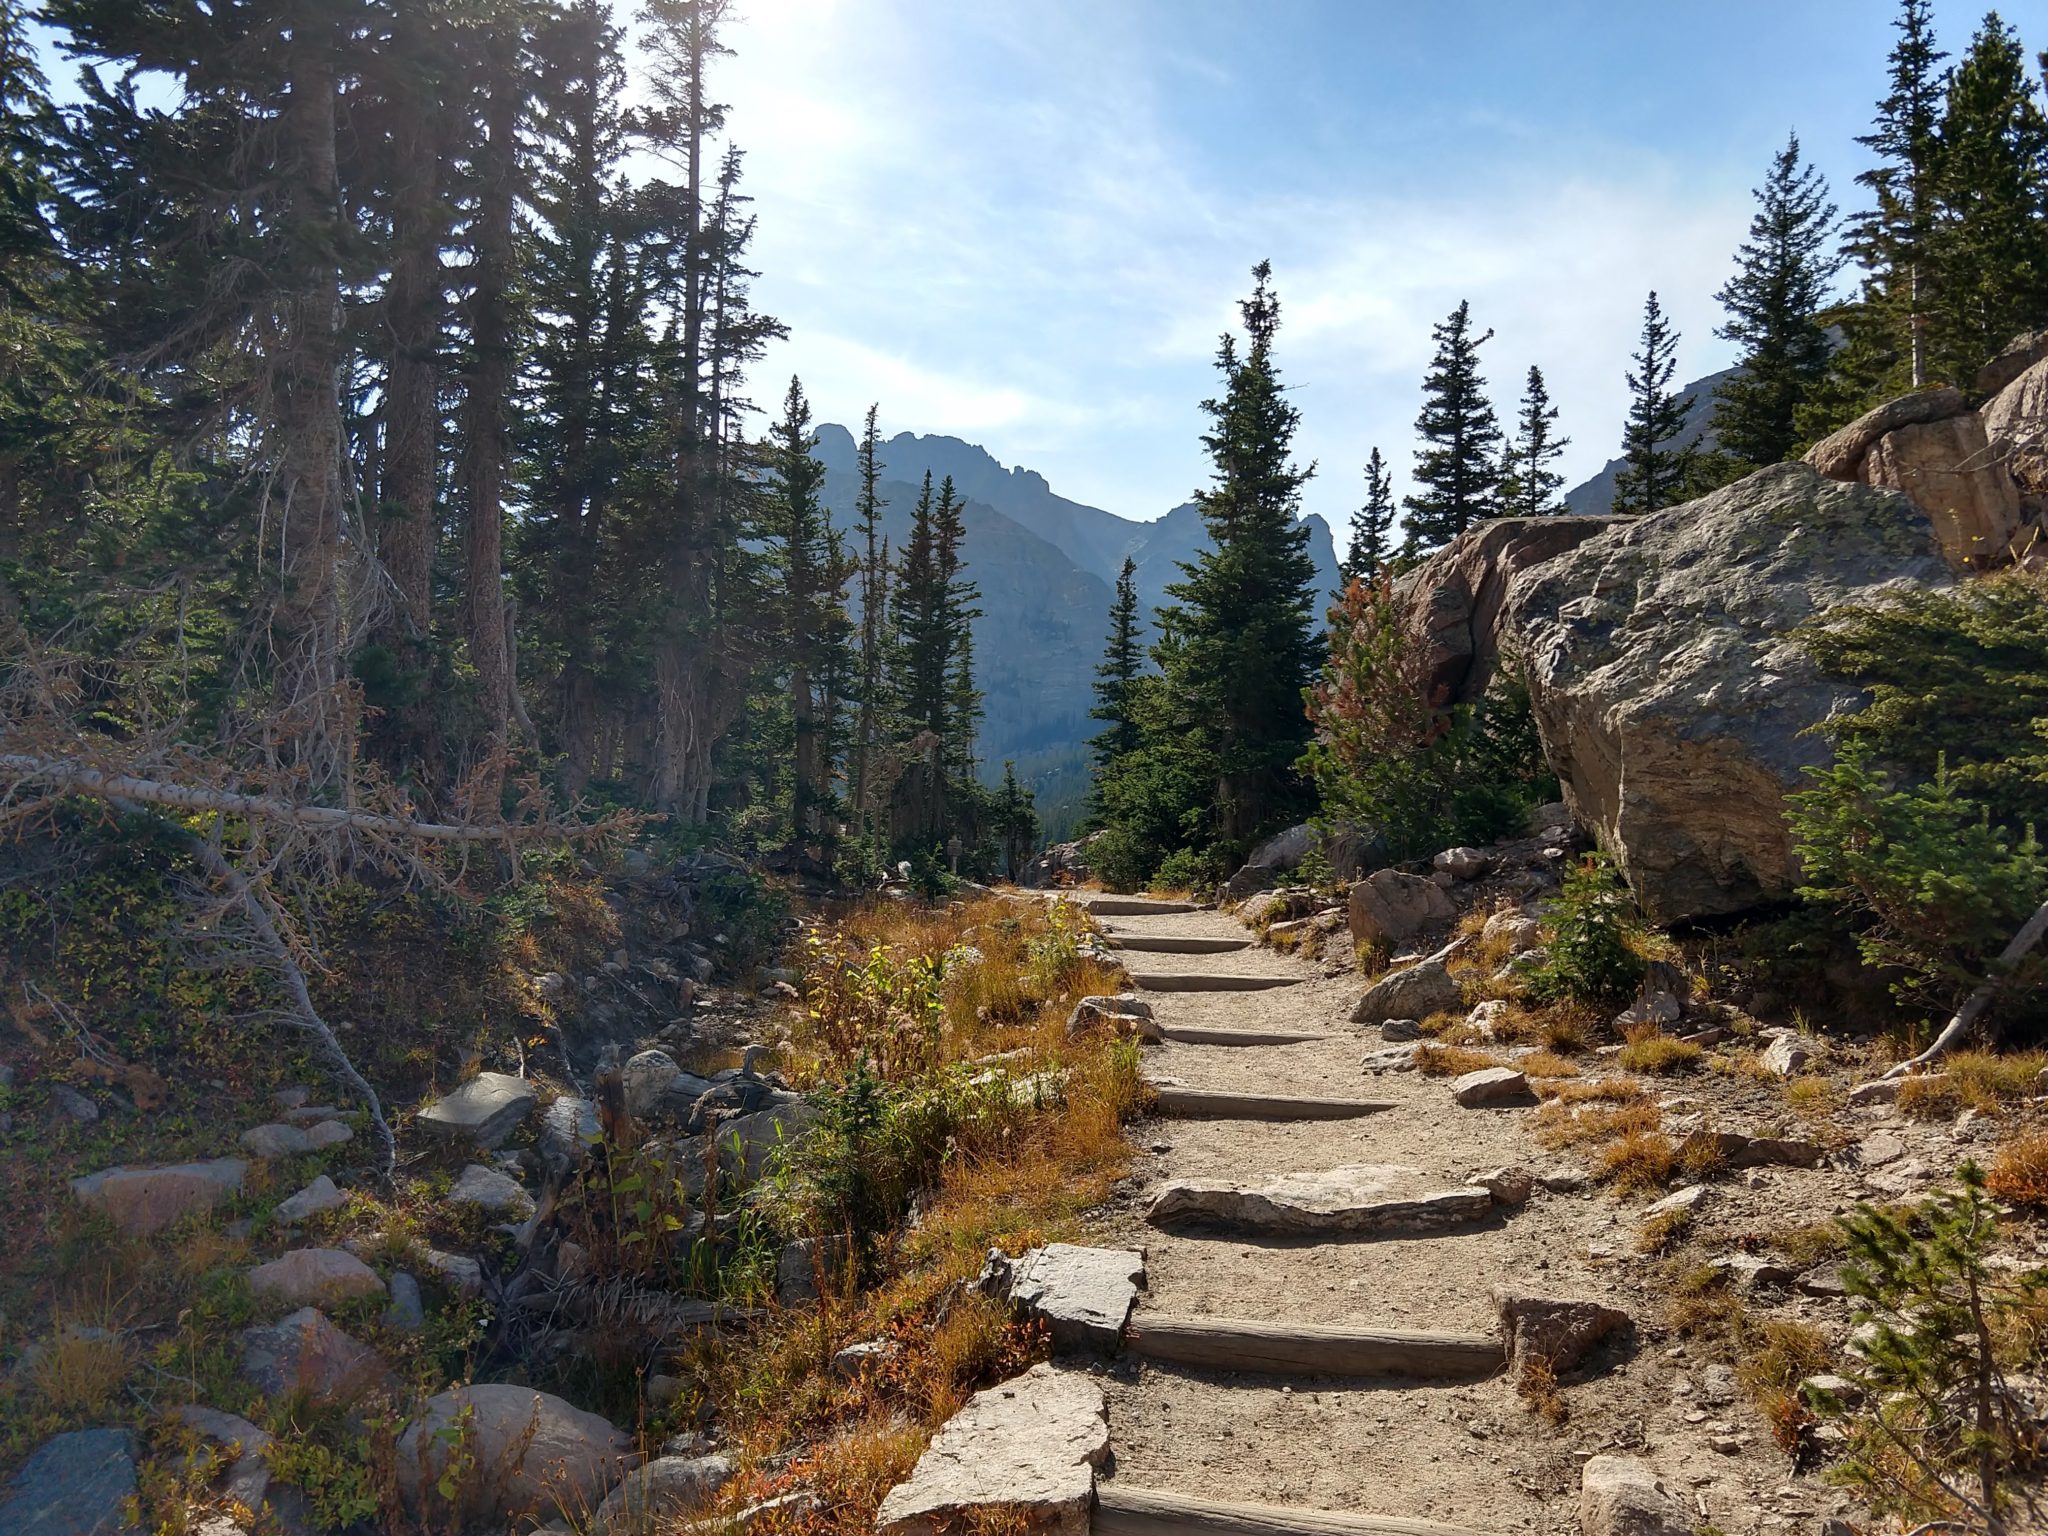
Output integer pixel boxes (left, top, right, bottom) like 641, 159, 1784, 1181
1679, 1129, 1823, 1170
1378, 1018, 1421, 1042
832, 1339, 897, 1379
1847, 1078, 1902, 1106
1482, 910, 1543, 953
1711, 1253, 1791, 1291
1641, 1184, 1710, 1220
0, 1427, 137, 1536
447, 1163, 536, 1218
1759, 1035, 1816, 1077
416, 1072, 537, 1151
241, 1121, 349, 1158
1064, 994, 1153, 1039
1615, 991, 1682, 1030
592, 1454, 733, 1536
169, 1405, 277, 1515
1433, 847, 1489, 880
1537, 1167, 1588, 1194
1451, 1067, 1532, 1108
51, 1084, 101, 1125
1469, 1167, 1535, 1207
248, 1248, 385, 1306
984, 1244, 1145, 1355
1351, 956, 1461, 1026
239, 1308, 393, 1401
385, 1272, 425, 1333
418, 1247, 484, 1294
1858, 1131, 1907, 1168
775, 1235, 848, 1304
1465, 999, 1511, 1039
1494, 1289, 1631, 1376
1800, 1373, 1864, 1408
539, 1095, 602, 1166
621, 1050, 683, 1119
274, 1174, 347, 1224
1579, 1454, 1691, 1536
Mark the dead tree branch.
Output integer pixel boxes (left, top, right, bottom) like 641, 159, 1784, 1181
1884, 895, 2048, 1077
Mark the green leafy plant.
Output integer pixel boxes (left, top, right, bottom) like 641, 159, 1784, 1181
1808, 1165, 2048, 1534
1526, 854, 1649, 1006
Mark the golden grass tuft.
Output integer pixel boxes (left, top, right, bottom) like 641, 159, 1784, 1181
1615, 1030, 1702, 1075
1535, 1096, 1658, 1149
1535, 1075, 1647, 1106
1514, 1356, 1568, 1424
1735, 1319, 1832, 1455
1412, 1043, 1504, 1077
1635, 1204, 1693, 1255
1519, 1051, 1580, 1081
1596, 1131, 1677, 1196
1766, 1218, 1850, 1269
1987, 1130, 2048, 1210
1783, 1076, 1839, 1116
29, 1327, 129, 1417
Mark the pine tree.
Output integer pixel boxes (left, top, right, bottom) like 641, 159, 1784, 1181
849, 403, 890, 825
1712, 134, 1843, 467
1613, 292, 1694, 514
1090, 555, 1144, 777
1403, 301, 1502, 553
1497, 368, 1569, 518
993, 761, 1039, 881
1341, 449, 1397, 584
934, 474, 982, 785
1926, 15, 2048, 388
1153, 260, 1322, 856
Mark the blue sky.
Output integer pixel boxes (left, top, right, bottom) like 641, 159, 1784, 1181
708, 0, 2013, 530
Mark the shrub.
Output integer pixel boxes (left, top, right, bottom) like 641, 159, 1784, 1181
1526, 855, 1649, 1006
1987, 1131, 2048, 1210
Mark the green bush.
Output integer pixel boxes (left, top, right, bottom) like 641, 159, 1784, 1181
1526, 854, 1649, 1006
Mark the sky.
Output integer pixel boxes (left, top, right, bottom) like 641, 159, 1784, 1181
695, 0, 2012, 531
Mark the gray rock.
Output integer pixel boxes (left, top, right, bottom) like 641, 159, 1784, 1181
385, 1271, 425, 1333
1064, 994, 1153, 1039
622, 1050, 683, 1119
1451, 1066, 1532, 1108
241, 1120, 350, 1158
274, 1174, 346, 1224
1805, 386, 1969, 478
0, 1428, 137, 1535
1679, 1129, 1823, 1170
719, 1094, 819, 1184
1759, 1034, 1816, 1077
1433, 846, 1489, 880
1351, 958, 1461, 1026
984, 1244, 1145, 1355
1711, 1253, 1792, 1291
168, 1406, 276, 1515
538, 1095, 602, 1165
249, 1247, 385, 1307
1379, 1017, 1421, 1042
593, 1455, 734, 1535
1348, 870, 1455, 953
51, 1085, 100, 1124
1469, 1166, 1535, 1207
239, 1308, 393, 1401
70, 1159, 246, 1237
396, 1384, 629, 1525
1641, 1184, 1710, 1220
1503, 463, 1955, 922
1481, 910, 1542, 952
1495, 1290, 1630, 1376
1149, 1165, 1494, 1237
416, 1071, 537, 1151
775, 1235, 848, 1304
1579, 1455, 1692, 1536
832, 1339, 897, 1378
875, 1363, 1108, 1536
417, 1246, 484, 1294
447, 1163, 535, 1218
1847, 1077, 1904, 1106
1615, 991, 1682, 1030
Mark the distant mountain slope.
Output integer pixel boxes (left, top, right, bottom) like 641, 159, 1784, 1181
810, 424, 1343, 841
1563, 364, 1741, 515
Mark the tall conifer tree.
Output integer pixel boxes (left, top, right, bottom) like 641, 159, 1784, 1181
1341, 449, 1397, 584
1090, 556, 1144, 775
1153, 260, 1320, 854
1714, 133, 1842, 466
1498, 367, 1569, 518
850, 403, 890, 823
1403, 301, 1502, 552
1613, 291, 1693, 514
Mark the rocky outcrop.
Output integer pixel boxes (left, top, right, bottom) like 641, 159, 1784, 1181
1504, 463, 1953, 922
1020, 836, 1097, 889
1983, 356, 2048, 500
1398, 515, 1622, 710
1804, 387, 1968, 478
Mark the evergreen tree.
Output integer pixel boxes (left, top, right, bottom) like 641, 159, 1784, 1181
1152, 260, 1321, 856
849, 403, 890, 824
993, 761, 1039, 882
934, 474, 982, 784
1613, 291, 1694, 514
891, 471, 944, 738
1713, 133, 1843, 466
1497, 367, 1569, 518
1089, 555, 1144, 777
1341, 448, 1397, 584
1926, 15, 2048, 388
1403, 301, 1502, 552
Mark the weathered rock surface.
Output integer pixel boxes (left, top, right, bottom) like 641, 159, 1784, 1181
1679, 1129, 1823, 1171
69, 1159, 245, 1237
1863, 411, 2022, 565
1495, 1289, 1630, 1376
416, 1072, 536, 1151
448, 1163, 536, 1218
0, 1427, 138, 1535
1397, 513, 1623, 710
248, 1247, 384, 1306
1978, 329, 2048, 397
874, 1363, 1109, 1536
1504, 464, 1954, 922
1064, 994, 1152, 1039
1451, 1067, 1532, 1108
1804, 386, 1968, 478
1482, 910, 1543, 952
621, 1050, 683, 1118
1148, 1165, 1493, 1236
1579, 1455, 1692, 1536
274, 1174, 346, 1224
168, 1406, 287, 1520
396, 1384, 630, 1524
982, 1244, 1145, 1354
718, 1095, 819, 1184
1351, 958, 1461, 1026
1757, 1034, 1817, 1076
1347, 870, 1454, 953
1982, 356, 2048, 495
592, 1454, 733, 1536
241, 1120, 351, 1158
239, 1307, 393, 1401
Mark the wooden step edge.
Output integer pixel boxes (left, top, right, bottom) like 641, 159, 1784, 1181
1142, 1024, 1332, 1047
1128, 973, 1304, 992
1108, 937, 1254, 954
1075, 897, 1205, 915
1095, 1484, 1509, 1536
1126, 1314, 1503, 1381
1148, 1087, 1397, 1120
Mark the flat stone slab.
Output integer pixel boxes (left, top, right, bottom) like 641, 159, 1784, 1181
0, 1427, 137, 1536
1451, 1067, 1533, 1107
448, 1164, 535, 1218
70, 1159, 245, 1237
241, 1120, 351, 1158
991, 1244, 1145, 1355
1108, 935, 1251, 954
1148, 1087, 1396, 1121
274, 1174, 347, 1224
1075, 896, 1202, 915
876, 1363, 1108, 1536
1147, 1165, 1496, 1236
248, 1247, 385, 1306
1128, 972, 1303, 993
416, 1071, 536, 1150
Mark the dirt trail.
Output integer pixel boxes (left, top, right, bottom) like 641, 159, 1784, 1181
1078, 900, 1836, 1536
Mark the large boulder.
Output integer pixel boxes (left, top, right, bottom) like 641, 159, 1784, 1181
1398, 514, 1623, 709
1862, 412, 2022, 567
1982, 355, 2048, 497
1351, 957, 1462, 1025
1503, 463, 1953, 922
396, 1383, 630, 1526
1347, 870, 1454, 954
1804, 386, 1967, 478
416, 1072, 536, 1151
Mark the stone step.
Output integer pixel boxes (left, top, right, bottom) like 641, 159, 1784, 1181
1096, 1484, 1506, 1536
1128, 973, 1302, 993
1145, 1166, 1497, 1237
1139, 1023, 1331, 1047
1075, 896, 1205, 916
1148, 1087, 1396, 1121
1108, 935, 1252, 955
1124, 1314, 1502, 1382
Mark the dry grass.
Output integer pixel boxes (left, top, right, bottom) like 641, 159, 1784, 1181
1514, 1356, 1568, 1424
1899, 1051, 2048, 1119
1783, 1076, 1840, 1116
1596, 1132, 1677, 1195
1735, 1319, 1832, 1454
1413, 1043, 1504, 1077
1535, 1075, 1647, 1106
1519, 1051, 1580, 1081
1767, 1218, 1850, 1270
1635, 1205, 1694, 1255
1987, 1130, 2048, 1209
1535, 1097, 1659, 1149
1665, 1263, 1747, 1351
27, 1327, 129, 1417
1616, 1030, 1702, 1075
